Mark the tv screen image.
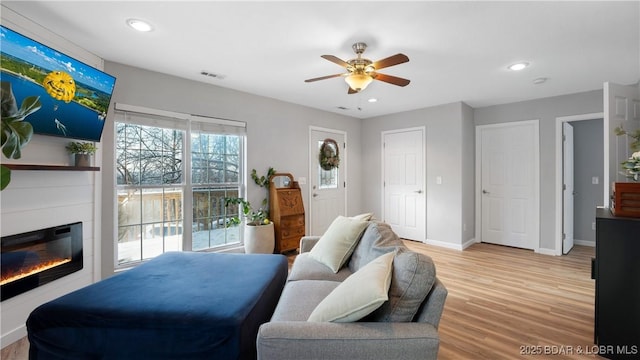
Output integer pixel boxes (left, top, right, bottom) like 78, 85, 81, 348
1, 25, 116, 142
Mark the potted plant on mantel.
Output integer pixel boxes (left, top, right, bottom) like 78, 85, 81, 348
65, 141, 97, 167
225, 167, 277, 254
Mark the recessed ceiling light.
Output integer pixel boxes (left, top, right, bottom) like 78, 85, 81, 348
508, 62, 529, 71
368, 98, 377, 103
127, 19, 153, 32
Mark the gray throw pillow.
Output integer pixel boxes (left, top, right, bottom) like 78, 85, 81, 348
367, 248, 436, 322
348, 221, 404, 273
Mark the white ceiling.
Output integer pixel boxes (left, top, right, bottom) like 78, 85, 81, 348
3, 1, 639, 119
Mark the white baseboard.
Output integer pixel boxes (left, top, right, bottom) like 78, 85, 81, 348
1, 325, 26, 350
536, 247, 560, 256
574, 239, 595, 247
461, 237, 478, 250
424, 238, 477, 251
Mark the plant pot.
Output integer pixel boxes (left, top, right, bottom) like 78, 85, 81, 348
74, 154, 91, 167
243, 222, 274, 254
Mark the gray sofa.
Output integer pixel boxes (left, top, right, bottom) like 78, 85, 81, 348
257, 220, 447, 360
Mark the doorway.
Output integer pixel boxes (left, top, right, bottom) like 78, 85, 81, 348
381, 127, 426, 241
309, 127, 346, 236
555, 113, 605, 255
476, 120, 540, 250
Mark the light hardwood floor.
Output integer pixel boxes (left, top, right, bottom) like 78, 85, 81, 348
404, 240, 601, 360
2, 241, 601, 359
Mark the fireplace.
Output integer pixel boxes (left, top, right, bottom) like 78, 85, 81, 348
1, 222, 83, 301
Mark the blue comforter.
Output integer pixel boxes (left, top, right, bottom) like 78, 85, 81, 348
27, 252, 288, 360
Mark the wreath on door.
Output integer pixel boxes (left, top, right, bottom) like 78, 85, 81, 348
319, 138, 340, 170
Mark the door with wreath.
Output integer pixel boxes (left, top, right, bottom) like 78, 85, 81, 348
309, 128, 346, 235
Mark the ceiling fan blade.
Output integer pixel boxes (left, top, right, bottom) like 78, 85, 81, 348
321, 55, 350, 68
374, 73, 411, 87
348, 87, 358, 94
305, 73, 345, 83
373, 53, 409, 70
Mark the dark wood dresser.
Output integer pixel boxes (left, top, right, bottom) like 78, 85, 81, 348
594, 208, 640, 359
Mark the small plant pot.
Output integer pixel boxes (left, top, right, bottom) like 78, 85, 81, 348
74, 154, 91, 167
243, 222, 274, 254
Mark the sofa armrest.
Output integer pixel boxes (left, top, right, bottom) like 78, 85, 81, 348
299, 236, 321, 253
415, 277, 448, 328
257, 321, 439, 360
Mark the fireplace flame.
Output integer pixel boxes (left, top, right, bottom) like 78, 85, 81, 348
0, 258, 72, 285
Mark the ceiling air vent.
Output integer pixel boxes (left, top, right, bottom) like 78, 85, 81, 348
200, 71, 225, 79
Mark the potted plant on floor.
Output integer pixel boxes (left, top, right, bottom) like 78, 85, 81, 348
66, 141, 97, 167
224, 198, 274, 254
225, 167, 277, 254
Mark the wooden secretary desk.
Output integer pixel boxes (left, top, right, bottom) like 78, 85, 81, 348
269, 173, 305, 253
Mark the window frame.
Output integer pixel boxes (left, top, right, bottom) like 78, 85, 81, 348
113, 104, 247, 269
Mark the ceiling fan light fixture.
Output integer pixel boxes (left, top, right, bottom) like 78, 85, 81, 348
345, 73, 373, 92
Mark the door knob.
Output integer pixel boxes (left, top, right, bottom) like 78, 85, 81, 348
312, 193, 318, 197
482, 189, 490, 194
414, 190, 423, 194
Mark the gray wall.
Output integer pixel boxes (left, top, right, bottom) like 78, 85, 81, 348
474, 90, 603, 251
461, 103, 475, 242
101, 61, 363, 277
98, 62, 609, 273
362, 102, 475, 247
572, 119, 604, 243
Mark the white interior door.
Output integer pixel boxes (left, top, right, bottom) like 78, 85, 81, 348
382, 128, 426, 241
562, 122, 575, 254
309, 129, 346, 235
604, 82, 640, 193
479, 121, 539, 250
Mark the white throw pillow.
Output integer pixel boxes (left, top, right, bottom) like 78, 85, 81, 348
309, 216, 369, 273
308, 251, 395, 322
350, 212, 374, 221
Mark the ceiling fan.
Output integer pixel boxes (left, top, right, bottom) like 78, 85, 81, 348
305, 42, 410, 94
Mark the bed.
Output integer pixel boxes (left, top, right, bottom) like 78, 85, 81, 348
27, 251, 288, 360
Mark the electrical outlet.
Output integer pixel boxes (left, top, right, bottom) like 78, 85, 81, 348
592, 176, 599, 185
592, 222, 596, 231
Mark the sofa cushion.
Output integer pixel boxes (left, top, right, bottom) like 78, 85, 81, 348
367, 248, 436, 322
348, 221, 405, 273
287, 253, 354, 282
308, 216, 369, 273
271, 280, 340, 322
308, 251, 395, 323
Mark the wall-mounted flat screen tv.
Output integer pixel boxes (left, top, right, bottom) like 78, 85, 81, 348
1, 25, 116, 142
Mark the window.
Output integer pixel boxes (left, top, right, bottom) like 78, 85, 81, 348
114, 107, 245, 267
191, 130, 241, 250
318, 140, 338, 189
